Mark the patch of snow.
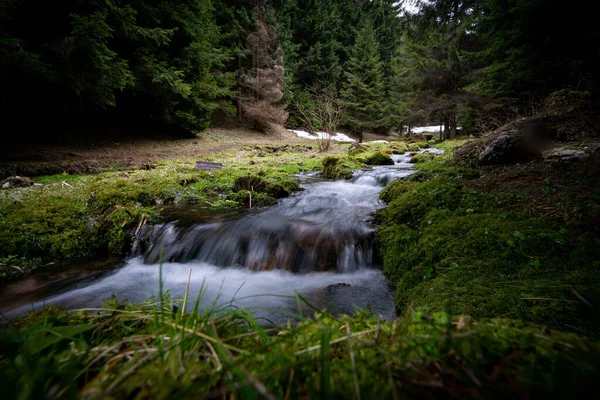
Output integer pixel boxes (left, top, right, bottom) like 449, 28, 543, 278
290, 130, 355, 143
369, 140, 389, 144
411, 125, 442, 133
409, 125, 462, 133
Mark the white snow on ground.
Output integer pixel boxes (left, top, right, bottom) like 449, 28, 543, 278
369, 140, 389, 144
290, 130, 355, 142
411, 125, 443, 133
410, 125, 462, 133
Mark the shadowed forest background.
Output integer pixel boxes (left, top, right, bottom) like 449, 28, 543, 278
2, 0, 598, 141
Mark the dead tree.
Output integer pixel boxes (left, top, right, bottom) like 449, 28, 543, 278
238, 6, 288, 132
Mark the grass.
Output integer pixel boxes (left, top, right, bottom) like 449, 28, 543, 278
1, 289, 599, 399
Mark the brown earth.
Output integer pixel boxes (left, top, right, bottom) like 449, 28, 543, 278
0, 128, 396, 179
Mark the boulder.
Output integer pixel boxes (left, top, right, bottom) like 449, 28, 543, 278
543, 145, 600, 163
478, 130, 542, 165
543, 147, 588, 162
1, 176, 34, 189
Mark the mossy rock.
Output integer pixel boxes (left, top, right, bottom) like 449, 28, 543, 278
409, 152, 436, 163
266, 179, 302, 198
390, 142, 409, 154
322, 156, 362, 180
362, 151, 394, 166
416, 141, 430, 149
407, 143, 421, 152
233, 175, 269, 192
226, 190, 277, 208
348, 145, 367, 157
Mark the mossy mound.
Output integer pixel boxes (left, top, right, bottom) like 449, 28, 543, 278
233, 175, 301, 198
389, 141, 409, 154
321, 156, 363, 180
407, 143, 421, 152
266, 179, 302, 198
358, 151, 395, 165
225, 190, 277, 208
376, 145, 600, 335
409, 151, 436, 163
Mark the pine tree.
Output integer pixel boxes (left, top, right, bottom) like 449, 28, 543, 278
340, 21, 385, 142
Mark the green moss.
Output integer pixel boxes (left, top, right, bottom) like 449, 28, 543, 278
409, 151, 436, 163
389, 141, 409, 154
33, 173, 83, 184
358, 151, 394, 166
407, 143, 420, 152
225, 190, 277, 208
376, 150, 600, 335
266, 179, 302, 198
0, 145, 325, 279
321, 156, 363, 180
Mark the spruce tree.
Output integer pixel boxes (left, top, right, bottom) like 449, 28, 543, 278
340, 21, 385, 142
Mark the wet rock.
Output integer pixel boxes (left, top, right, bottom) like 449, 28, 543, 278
195, 161, 223, 172
327, 282, 351, 291
1, 176, 34, 189
478, 130, 542, 165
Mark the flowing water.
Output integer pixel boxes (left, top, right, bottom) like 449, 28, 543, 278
0, 149, 441, 324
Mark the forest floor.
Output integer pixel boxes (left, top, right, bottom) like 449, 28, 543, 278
0, 127, 393, 178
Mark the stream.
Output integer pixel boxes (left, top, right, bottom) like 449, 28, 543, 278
0, 149, 441, 324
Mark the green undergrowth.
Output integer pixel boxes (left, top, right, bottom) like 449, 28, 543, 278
0, 146, 322, 280
322, 144, 407, 179
1, 296, 598, 399
376, 140, 600, 335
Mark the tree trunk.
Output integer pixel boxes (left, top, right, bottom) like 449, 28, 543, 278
237, 36, 242, 119
407, 125, 412, 138
449, 115, 457, 139
443, 118, 450, 141
359, 128, 364, 143
439, 123, 443, 140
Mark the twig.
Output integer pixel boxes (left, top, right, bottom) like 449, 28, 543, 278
61, 181, 74, 189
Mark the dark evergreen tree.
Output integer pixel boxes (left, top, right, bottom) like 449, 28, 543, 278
340, 21, 386, 141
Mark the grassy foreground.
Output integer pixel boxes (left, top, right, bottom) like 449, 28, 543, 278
1, 294, 598, 399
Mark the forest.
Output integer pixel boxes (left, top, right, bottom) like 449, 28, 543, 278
1, 1, 600, 399
2, 0, 598, 139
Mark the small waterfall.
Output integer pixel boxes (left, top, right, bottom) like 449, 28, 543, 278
135, 152, 422, 273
